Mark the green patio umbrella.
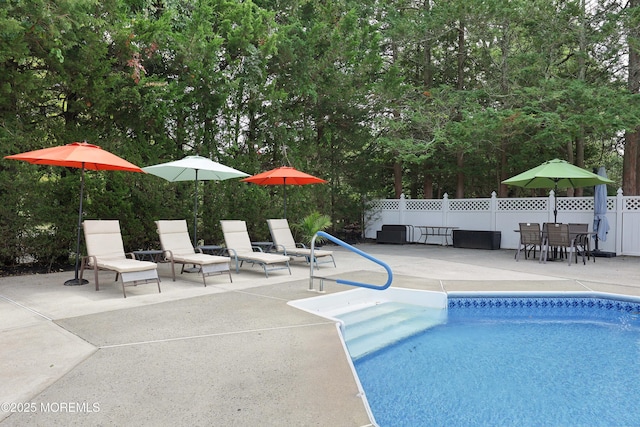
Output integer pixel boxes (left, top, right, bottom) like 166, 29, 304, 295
502, 158, 614, 223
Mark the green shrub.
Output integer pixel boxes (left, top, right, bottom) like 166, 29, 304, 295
293, 212, 332, 245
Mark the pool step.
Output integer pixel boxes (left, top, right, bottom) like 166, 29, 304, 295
336, 302, 445, 360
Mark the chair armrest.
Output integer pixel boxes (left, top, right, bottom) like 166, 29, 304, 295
223, 248, 240, 273
126, 252, 135, 259
296, 243, 308, 248
81, 255, 98, 268
252, 246, 264, 252
161, 249, 174, 261
223, 248, 237, 257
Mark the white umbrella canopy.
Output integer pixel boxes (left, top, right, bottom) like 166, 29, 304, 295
143, 155, 249, 181
143, 155, 249, 246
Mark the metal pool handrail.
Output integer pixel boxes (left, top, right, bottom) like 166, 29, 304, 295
309, 231, 393, 292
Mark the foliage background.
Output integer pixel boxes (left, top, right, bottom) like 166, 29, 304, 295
1, 0, 639, 270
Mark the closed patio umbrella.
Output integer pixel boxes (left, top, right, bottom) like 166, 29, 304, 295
4, 141, 146, 286
592, 166, 615, 257
502, 159, 614, 223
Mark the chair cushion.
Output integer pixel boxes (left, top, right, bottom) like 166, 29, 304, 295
96, 258, 157, 273
171, 253, 230, 266
221, 220, 254, 252
267, 219, 298, 250
83, 220, 127, 259
156, 220, 199, 255
280, 248, 333, 257
235, 251, 291, 265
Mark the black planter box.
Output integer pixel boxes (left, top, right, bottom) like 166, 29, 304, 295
453, 230, 501, 250
376, 225, 408, 244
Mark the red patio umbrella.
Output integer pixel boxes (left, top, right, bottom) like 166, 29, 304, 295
4, 141, 145, 286
241, 166, 327, 218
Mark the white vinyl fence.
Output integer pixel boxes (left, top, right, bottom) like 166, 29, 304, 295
364, 188, 640, 256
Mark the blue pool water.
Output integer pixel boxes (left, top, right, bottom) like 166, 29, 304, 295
350, 296, 640, 427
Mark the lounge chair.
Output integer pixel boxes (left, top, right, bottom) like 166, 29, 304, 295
155, 220, 232, 286
220, 220, 291, 277
80, 220, 161, 298
267, 218, 336, 267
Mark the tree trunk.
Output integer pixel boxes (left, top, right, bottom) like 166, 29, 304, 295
499, 147, 509, 197
566, 140, 575, 197
423, 173, 433, 198
393, 161, 403, 198
456, 151, 464, 198
574, 0, 586, 197
624, 0, 640, 195
624, 131, 639, 195
574, 134, 585, 197
457, 21, 465, 91
498, 22, 511, 198
455, 21, 465, 197
421, 0, 434, 200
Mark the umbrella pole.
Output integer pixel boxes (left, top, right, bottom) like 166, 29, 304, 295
283, 179, 287, 219
592, 218, 616, 258
64, 165, 88, 286
184, 172, 203, 273
553, 183, 558, 223
193, 170, 199, 248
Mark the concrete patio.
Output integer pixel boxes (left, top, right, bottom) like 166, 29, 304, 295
1, 243, 639, 426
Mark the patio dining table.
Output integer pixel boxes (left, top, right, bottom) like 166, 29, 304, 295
415, 226, 458, 246
514, 224, 594, 264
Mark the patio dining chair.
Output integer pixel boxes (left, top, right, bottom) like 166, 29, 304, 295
540, 223, 577, 265
568, 223, 594, 265
516, 223, 541, 261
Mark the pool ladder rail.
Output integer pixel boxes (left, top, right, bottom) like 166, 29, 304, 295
309, 231, 393, 292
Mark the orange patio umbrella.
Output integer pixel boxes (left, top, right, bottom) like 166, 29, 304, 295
241, 166, 327, 218
4, 141, 145, 286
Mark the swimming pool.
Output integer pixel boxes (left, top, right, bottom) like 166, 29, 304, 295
290, 290, 640, 427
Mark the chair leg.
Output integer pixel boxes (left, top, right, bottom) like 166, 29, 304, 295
79, 258, 88, 288
540, 240, 548, 263
169, 260, 176, 281
93, 265, 100, 291
200, 266, 207, 287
